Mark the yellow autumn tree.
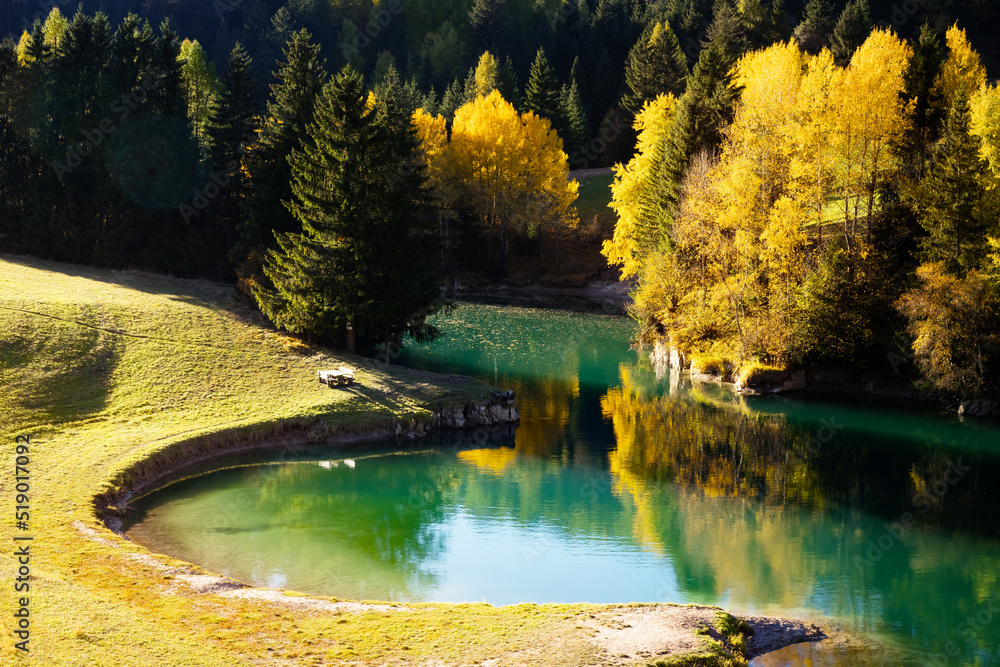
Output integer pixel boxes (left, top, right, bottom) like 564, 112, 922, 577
789, 49, 841, 243
970, 83, 1000, 177
934, 24, 987, 108
687, 40, 809, 359
830, 28, 912, 244
412, 108, 462, 265
473, 51, 498, 98
604, 93, 677, 279
444, 90, 578, 275
15, 31, 32, 65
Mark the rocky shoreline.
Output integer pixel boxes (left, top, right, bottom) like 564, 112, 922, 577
651, 339, 1000, 417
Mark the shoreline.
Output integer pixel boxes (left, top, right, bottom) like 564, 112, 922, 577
4, 254, 827, 666
98, 413, 829, 666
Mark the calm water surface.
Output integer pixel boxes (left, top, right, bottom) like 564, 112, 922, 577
127, 301, 1000, 666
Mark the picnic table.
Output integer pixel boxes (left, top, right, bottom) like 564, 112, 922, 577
318, 367, 355, 387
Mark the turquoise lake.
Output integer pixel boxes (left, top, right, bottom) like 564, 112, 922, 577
126, 301, 1000, 666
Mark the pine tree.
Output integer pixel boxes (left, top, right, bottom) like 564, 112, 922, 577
561, 72, 590, 155
237, 30, 326, 267
199, 42, 258, 278
913, 89, 994, 276
497, 56, 521, 111
468, 0, 509, 56
621, 21, 688, 114
525, 48, 561, 125
255, 66, 443, 352
638, 4, 741, 250
830, 0, 872, 66
793, 0, 834, 55
149, 19, 185, 117
440, 77, 465, 119
898, 24, 944, 178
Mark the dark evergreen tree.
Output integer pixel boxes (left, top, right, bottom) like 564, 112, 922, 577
497, 56, 522, 111
255, 66, 444, 353
621, 21, 688, 114
237, 29, 326, 268
560, 73, 590, 155
911, 89, 996, 276
525, 48, 561, 125
898, 23, 944, 179
108, 13, 154, 99
468, 0, 509, 57
830, 0, 873, 66
439, 77, 465, 119
198, 42, 258, 278
793, 0, 835, 55
149, 19, 186, 117
639, 3, 742, 251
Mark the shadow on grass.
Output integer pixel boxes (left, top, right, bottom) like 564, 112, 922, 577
1, 308, 121, 428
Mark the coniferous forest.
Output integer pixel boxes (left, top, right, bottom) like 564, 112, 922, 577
1, 0, 999, 398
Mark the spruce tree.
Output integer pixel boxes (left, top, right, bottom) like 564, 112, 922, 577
898, 24, 944, 179
149, 19, 185, 117
793, 0, 834, 55
440, 77, 465, 119
622, 21, 688, 114
830, 0, 872, 66
199, 42, 258, 278
237, 30, 326, 267
638, 4, 741, 251
497, 56, 522, 111
525, 48, 561, 124
913, 89, 994, 276
560, 68, 589, 155
468, 0, 509, 56
255, 66, 443, 352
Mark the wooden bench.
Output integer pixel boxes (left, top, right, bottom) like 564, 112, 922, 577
319, 367, 355, 387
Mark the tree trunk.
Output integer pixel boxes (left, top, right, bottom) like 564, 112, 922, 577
346, 319, 356, 353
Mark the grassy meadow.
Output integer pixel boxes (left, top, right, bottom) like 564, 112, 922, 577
0, 254, 752, 666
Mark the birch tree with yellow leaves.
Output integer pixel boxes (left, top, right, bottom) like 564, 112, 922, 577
830, 29, 912, 245
415, 90, 578, 276
610, 31, 919, 367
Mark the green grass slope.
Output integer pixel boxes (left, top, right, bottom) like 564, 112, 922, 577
0, 255, 753, 667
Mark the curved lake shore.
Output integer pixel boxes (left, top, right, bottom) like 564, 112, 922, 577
1, 255, 823, 667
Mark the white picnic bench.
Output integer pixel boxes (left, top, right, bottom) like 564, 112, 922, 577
318, 367, 355, 387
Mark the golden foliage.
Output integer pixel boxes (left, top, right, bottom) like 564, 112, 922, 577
897, 263, 1000, 396
613, 32, 916, 365
603, 93, 677, 279
934, 24, 987, 107
970, 83, 1000, 177
448, 90, 578, 237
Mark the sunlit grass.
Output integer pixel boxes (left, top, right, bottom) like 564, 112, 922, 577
575, 172, 616, 226
0, 254, 761, 666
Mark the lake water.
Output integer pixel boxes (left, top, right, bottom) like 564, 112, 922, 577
126, 301, 1000, 666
